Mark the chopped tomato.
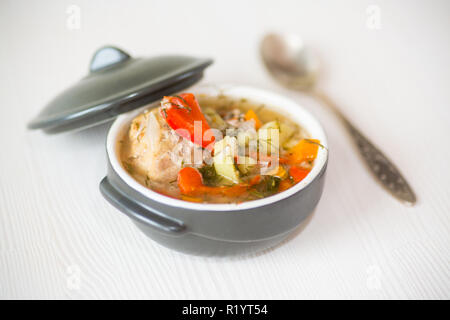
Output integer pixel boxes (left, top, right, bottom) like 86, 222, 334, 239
160, 93, 214, 148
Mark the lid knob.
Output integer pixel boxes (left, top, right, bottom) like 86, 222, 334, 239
89, 46, 131, 72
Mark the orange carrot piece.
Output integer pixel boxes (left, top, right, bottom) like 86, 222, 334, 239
177, 167, 204, 194
244, 109, 262, 129
178, 167, 250, 198
249, 175, 262, 186
220, 185, 248, 197
212, 175, 261, 197
279, 179, 293, 192
287, 139, 320, 165
289, 166, 311, 183
181, 195, 203, 203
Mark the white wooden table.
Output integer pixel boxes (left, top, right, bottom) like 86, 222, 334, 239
1, 0, 449, 299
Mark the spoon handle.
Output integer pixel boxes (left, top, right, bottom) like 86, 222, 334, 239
314, 90, 416, 205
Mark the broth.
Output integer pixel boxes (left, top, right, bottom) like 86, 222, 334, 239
119, 93, 320, 204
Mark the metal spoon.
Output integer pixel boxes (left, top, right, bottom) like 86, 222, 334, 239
260, 33, 416, 205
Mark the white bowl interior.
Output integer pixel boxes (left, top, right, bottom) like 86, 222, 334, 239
106, 84, 328, 211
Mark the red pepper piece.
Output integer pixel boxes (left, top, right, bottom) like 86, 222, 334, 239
160, 93, 214, 148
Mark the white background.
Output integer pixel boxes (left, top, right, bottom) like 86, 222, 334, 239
1, 0, 449, 299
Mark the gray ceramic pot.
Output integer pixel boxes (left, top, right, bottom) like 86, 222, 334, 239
100, 85, 328, 256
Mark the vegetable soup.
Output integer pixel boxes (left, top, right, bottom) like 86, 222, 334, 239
119, 93, 322, 204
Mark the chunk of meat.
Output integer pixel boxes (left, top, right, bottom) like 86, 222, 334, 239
126, 108, 209, 184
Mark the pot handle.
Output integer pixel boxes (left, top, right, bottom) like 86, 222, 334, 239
100, 177, 186, 235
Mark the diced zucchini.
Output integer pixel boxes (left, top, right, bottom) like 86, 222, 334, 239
214, 156, 240, 184
214, 136, 237, 155
258, 132, 280, 155
213, 161, 239, 184
282, 137, 301, 150
258, 120, 280, 155
259, 120, 279, 131
279, 122, 295, 145
213, 136, 240, 184
237, 156, 257, 175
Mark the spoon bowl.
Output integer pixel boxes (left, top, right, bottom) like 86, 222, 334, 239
260, 33, 320, 91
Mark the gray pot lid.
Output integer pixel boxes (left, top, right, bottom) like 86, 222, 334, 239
28, 46, 213, 134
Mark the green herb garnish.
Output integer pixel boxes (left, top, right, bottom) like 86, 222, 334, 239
304, 139, 327, 150
249, 189, 264, 198
123, 162, 133, 174
170, 96, 192, 112
256, 104, 265, 112
174, 95, 189, 106
198, 165, 218, 186
253, 176, 281, 196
